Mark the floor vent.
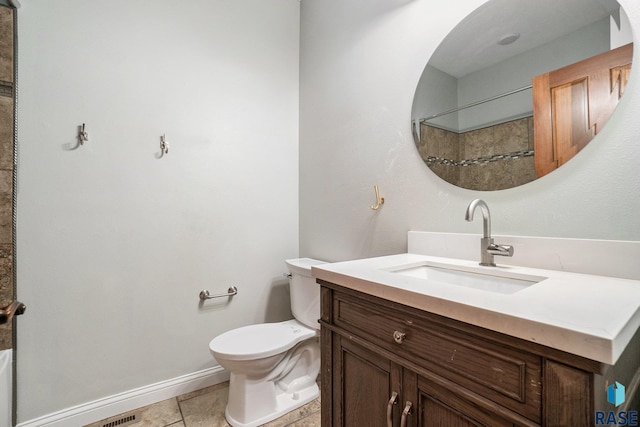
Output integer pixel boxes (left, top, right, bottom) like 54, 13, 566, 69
102, 413, 138, 427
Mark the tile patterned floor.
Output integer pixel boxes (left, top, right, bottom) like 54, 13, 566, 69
85, 381, 321, 427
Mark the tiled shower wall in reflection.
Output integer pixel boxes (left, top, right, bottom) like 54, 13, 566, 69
0, 5, 15, 351
419, 118, 538, 191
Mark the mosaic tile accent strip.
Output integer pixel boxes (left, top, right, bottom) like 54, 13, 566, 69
425, 149, 534, 167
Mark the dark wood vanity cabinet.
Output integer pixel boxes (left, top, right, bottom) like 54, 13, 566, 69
319, 280, 614, 427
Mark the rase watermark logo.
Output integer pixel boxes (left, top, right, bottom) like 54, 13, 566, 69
595, 381, 638, 426
609, 382, 626, 407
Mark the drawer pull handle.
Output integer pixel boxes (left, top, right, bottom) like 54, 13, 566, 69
386, 391, 398, 427
393, 330, 406, 344
400, 401, 413, 427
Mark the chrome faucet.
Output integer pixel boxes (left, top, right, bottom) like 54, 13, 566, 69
464, 199, 514, 266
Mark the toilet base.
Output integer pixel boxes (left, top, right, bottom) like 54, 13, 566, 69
224, 379, 319, 427
214, 324, 321, 427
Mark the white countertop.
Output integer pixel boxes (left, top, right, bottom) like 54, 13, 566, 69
312, 253, 640, 365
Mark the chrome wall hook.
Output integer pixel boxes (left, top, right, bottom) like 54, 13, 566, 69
159, 134, 169, 158
78, 123, 89, 145
370, 185, 385, 210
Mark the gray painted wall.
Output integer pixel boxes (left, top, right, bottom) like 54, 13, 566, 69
16, 0, 300, 421
299, 0, 640, 262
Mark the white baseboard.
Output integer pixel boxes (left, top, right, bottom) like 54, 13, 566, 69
16, 366, 230, 427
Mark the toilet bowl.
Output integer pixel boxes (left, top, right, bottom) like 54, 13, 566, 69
209, 258, 326, 427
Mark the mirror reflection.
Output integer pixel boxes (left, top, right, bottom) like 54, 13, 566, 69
411, 0, 633, 191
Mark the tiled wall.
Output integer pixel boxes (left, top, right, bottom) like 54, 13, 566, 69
417, 117, 538, 191
0, 5, 14, 351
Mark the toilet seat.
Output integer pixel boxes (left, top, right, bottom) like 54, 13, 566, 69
210, 319, 316, 361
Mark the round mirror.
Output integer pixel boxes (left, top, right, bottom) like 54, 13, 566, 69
411, 0, 633, 191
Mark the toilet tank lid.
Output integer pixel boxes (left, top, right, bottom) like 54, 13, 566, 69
285, 258, 327, 276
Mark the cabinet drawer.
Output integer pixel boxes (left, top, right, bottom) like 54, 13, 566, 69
332, 291, 542, 423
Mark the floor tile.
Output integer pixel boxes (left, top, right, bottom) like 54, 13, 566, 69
287, 411, 321, 427
179, 384, 231, 427
88, 380, 321, 427
259, 398, 321, 427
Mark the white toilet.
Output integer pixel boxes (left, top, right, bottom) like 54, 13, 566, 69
209, 258, 326, 427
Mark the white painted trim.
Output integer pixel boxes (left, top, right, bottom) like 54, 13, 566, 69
16, 366, 229, 427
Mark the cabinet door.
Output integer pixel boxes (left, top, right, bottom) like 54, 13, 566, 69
332, 336, 402, 427
533, 43, 632, 177
416, 375, 526, 427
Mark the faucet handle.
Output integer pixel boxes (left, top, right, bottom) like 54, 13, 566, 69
487, 243, 514, 257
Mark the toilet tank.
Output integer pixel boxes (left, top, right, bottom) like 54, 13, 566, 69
285, 258, 326, 330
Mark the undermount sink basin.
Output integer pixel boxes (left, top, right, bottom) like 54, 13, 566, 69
385, 262, 546, 294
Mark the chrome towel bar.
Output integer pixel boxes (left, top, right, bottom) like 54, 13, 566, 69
199, 286, 238, 301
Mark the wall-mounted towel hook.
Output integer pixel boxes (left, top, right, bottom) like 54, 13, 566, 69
370, 185, 385, 210
78, 123, 89, 146
159, 134, 169, 158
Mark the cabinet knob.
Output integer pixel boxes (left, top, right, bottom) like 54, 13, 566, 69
393, 330, 406, 344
